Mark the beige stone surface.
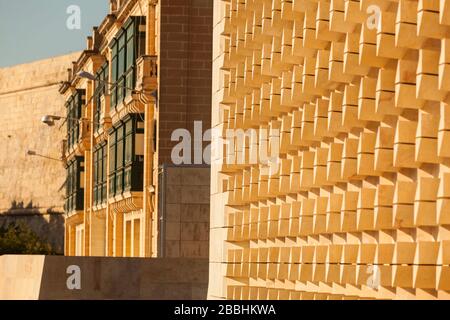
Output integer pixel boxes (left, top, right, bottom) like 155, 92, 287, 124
0, 53, 81, 212
163, 166, 210, 258
0, 255, 208, 300
0, 255, 45, 300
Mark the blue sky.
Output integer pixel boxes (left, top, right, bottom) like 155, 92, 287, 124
0, 0, 109, 67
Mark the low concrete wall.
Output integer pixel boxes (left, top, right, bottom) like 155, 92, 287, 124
0, 255, 208, 300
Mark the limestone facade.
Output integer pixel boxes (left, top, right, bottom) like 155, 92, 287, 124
0, 52, 81, 253
61, 0, 213, 259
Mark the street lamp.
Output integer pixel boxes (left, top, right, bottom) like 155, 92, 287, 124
41, 115, 101, 127
76, 70, 96, 81
41, 115, 64, 127
26, 150, 62, 162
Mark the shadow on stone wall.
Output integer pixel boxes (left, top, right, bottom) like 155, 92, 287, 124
0, 201, 64, 254
5, 200, 40, 213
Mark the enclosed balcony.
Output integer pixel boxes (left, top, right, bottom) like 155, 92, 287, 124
65, 89, 85, 152
108, 113, 145, 203
64, 156, 85, 216
109, 16, 149, 124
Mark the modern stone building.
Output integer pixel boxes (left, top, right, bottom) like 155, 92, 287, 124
209, 0, 450, 300
59, 0, 213, 258
0, 52, 81, 253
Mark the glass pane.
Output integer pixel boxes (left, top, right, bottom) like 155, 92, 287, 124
138, 33, 146, 57
74, 126, 79, 145
117, 78, 124, 103
124, 166, 132, 190
125, 118, 133, 134
126, 20, 134, 39
98, 183, 102, 203
78, 171, 83, 190
97, 151, 101, 184
94, 186, 98, 205
118, 33, 125, 48
73, 162, 77, 188
93, 152, 98, 185
72, 163, 75, 192
102, 183, 107, 203
109, 146, 115, 174
117, 124, 124, 140
109, 174, 115, 196
98, 150, 102, 184
67, 166, 71, 196
126, 37, 134, 70
125, 134, 132, 164
94, 104, 100, 132
67, 101, 71, 132
126, 69, 134, 97
116, 169, 123, 194
112, 42, 118, 58
110, 129, 116, 143
111, 56, 117, 82
76, 94, 81, 118
103, 66, 109, 95
118, 48, 125, 75
111, 85, 117, 108
117, 139, 123, 169
99, 150, 103, 184
102, 147, 107, 183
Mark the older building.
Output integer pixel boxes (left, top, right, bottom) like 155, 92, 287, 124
60, 0, 213, 258
209, 0, 450, 299
0, 52, 81, 253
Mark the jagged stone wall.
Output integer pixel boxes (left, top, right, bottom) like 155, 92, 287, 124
210, 0, 450, 300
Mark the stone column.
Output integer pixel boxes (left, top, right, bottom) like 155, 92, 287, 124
142, 0, 158, 257
113, 212, 124, 257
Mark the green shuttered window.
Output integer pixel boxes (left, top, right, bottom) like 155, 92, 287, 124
108, 114, 144, 197
110, 16, 146, 110
93, 142, 108, 205
65, 156, 85, 213
66, 89, 85, 149
94, 62, 109, 133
